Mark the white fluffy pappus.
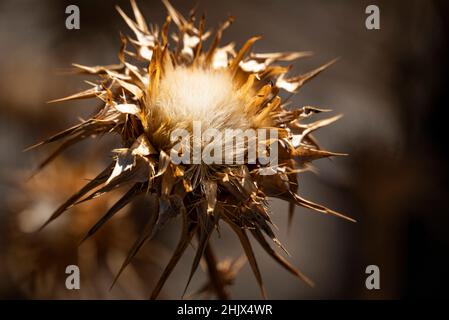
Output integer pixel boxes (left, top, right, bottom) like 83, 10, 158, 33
152, 66, 252, 132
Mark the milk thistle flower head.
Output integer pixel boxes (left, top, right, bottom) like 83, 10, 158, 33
30, 0, 355, 299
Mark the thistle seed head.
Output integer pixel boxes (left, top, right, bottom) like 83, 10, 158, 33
30, 0, 354, 299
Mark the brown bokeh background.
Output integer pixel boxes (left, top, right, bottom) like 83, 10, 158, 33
1, 0, 448, 299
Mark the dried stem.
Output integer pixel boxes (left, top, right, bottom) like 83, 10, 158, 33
204, 242, 230, 300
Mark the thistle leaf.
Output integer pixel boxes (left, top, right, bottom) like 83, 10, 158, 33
230, 36, 262, 73
182, 213, 215, 297
80, 183, 143, 244
48, 85, 103, 103
294, 146, 347, 162
152, 195, 185, 238
130, 0, 149, 33
110, 194, 159, 289
78, 157, 149, 204
251, 228, 314, 287
225, 217, 267, 299
292, 193, 356, 223
276, 58, 339, 93
150, 210, 197, 299
31, 136, 82, 175
38, 164, 113, 231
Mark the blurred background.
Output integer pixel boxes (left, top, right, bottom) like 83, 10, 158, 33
1, 0, 448, 299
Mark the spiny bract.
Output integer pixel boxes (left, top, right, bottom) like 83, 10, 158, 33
31, 0, 354, 299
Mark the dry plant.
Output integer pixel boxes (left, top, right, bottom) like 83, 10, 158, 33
28, 0, 354, 299
5, 158, 162, 299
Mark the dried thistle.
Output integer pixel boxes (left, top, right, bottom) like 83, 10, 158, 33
5, 158, 161, 299
30, 0, 354, 299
